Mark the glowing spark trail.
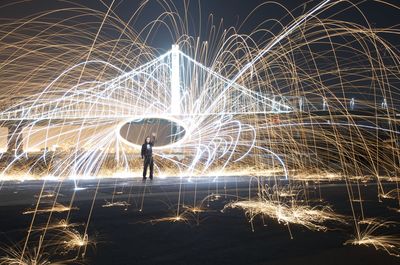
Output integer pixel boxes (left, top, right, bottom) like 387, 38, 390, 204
345, 221, 400, 257
224, 200, 347, 232
0, 0, 399, 262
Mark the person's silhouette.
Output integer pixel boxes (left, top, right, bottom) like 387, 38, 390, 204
141, 133, 156, 180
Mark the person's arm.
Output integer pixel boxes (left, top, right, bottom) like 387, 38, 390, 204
141, 144, 145, 158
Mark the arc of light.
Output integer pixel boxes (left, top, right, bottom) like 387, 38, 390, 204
202, 0, 332, 115
254, 146, 289, 180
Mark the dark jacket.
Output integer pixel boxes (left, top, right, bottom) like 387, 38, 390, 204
141, 137, 155, 158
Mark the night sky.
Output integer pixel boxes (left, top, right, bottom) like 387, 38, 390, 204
0, 3, 400, 265
0, 0, 398, 51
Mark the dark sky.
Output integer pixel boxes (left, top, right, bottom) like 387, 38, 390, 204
0, 0, 398, 51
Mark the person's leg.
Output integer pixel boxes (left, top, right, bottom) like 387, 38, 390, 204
149, 157, 154, 180
143, 157, 149, 179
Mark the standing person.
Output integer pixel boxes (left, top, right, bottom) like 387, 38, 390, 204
141, 133, 156, 180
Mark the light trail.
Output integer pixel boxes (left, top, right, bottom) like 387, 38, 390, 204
0, 0, 399, 263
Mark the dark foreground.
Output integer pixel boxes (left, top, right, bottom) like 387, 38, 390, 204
0, 177, 399, 265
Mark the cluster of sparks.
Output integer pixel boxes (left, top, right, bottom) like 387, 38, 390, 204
0, 0, 399, 263
345, 221, 400, 257
224, 200, 347, 233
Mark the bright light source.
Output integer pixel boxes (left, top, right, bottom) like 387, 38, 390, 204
171, 44, 180, 115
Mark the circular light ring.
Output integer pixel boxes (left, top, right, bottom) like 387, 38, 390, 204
116, 115, 188, 150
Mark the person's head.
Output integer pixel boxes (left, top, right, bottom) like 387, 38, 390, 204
145, 136, 151, 143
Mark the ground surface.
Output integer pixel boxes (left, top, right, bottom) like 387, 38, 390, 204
0, 177, 399, 265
